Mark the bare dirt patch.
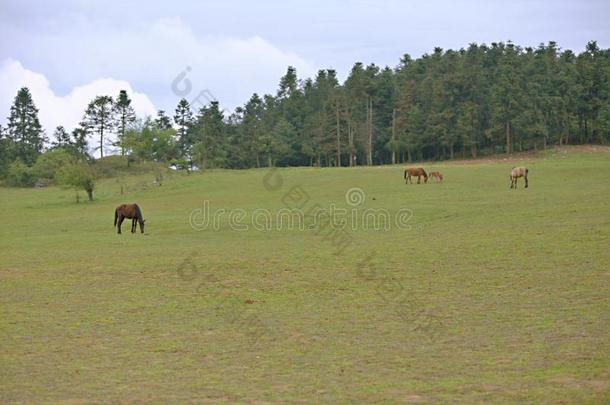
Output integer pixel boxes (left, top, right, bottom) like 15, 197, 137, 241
436, 145, 610, 166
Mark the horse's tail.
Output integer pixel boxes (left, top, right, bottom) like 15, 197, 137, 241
404, 169, 407, 179
114, 208, 118, 227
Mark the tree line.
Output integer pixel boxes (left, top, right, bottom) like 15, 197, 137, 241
1, 40, 608, 188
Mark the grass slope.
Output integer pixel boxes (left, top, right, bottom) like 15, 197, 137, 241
1, 148, 609, 403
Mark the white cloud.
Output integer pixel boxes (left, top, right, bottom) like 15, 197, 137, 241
0, 58, 157, 150
0, 16, 318, 114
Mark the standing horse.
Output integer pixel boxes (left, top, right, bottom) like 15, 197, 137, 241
114, 203, 146, 234
510, 167, 529, 189
404, 167, 428, 184
429, 171, 444, 183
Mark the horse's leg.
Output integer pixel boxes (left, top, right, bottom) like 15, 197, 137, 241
117, 216, 124, 234
131, 218, 136, 233
417, 175, 421, 184
525, 174, 528, 188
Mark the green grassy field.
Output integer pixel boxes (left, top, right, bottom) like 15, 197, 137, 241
1, 148, 609, 403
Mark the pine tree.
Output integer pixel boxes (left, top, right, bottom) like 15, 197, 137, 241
0, 124, 15, 176
277, 66, 299, 99
191, 101, 227, 169
488, 42, 525, 154
241, 94, 265, 167
113, 90, 136, 155
51, 126, 72, 148
6, 87, 45, 165
82, 95, 114, 158
71, 127, 90, 159
155, 110, 173, 130
174, 99, 195, 165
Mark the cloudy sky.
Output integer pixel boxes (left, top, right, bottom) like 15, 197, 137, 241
1, 0, 609, 140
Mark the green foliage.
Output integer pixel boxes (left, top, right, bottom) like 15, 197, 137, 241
205, 40, 606, 166
70, 127, 90, 159
113, 90, 136, 155
124, 119, 178, 164
172, 158, 190, 172
32, 148, 75, 181
57, 162, 95, 200
50, 125, 73, 151
6, 159, 36, 187
2, 42, 608, 173
154, 110, 173, 130
190, 101, 227, 169
0, 132, 15, 178
174, 98, 195, 165
91, 155, 168, 179
82, 95, 114, 158
6, 87, 45, 165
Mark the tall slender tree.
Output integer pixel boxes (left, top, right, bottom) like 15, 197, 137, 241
82, 95, 114, 158
174, 98, 195, 166
113, 90, 136, 155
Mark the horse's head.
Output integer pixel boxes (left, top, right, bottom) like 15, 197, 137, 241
140, 219, 146, 233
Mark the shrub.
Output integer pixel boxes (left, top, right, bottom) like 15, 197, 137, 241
57, 162, 96, 201
92, 155, 168, 178
32, 148, 75, 182
6, 159, 36, 187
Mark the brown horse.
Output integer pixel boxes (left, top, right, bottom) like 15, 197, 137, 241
404, 167, 428, 184
510, 167, 529, 189
429, 171, 444, 183
114, 203, 146, 234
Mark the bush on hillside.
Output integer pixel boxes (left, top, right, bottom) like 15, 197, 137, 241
6, 160, 36, 187
32, 148, 75, 182
92, 155, 168, 178
57, 162, 96, 201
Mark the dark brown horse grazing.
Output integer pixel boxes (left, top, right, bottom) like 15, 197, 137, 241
429, 171, 444, 183
404, 167, 428, 184
114, 203, 146, 234
510, 167, 529, 189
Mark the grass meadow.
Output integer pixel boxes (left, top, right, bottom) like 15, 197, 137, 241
1, 147, 609, 403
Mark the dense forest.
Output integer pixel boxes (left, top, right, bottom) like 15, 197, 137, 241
1, 40, 608, 188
